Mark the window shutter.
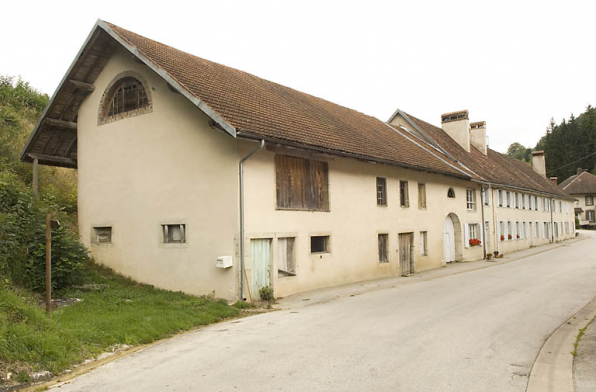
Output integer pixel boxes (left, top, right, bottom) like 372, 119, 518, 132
464, 224, 470, 248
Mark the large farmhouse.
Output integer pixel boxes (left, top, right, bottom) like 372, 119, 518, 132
22, 20, 575, 301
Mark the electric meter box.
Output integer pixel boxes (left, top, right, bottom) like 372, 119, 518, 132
216, 256, 233, 269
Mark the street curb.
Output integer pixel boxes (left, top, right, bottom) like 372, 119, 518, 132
526, 296, 596, 392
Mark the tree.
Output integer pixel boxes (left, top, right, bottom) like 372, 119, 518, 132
506, 142, 532, 162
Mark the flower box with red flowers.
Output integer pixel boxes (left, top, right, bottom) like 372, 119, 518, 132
469, 238, 482, 247
508, 234, 512, 240
500, 235, 505, 241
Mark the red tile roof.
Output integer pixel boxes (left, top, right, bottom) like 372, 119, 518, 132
400, 111, 572, 198
560, 171, 596, 194
105, 22, 469, 179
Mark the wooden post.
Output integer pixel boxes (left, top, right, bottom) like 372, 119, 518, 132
32, 158, 38, 198
45, 213, 51, 315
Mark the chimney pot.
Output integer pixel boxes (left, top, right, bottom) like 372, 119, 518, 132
550, 177, 558, 186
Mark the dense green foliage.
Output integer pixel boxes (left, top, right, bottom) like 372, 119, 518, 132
0, 76, 85, 291
0, 265, 239, 377
506, 142, 532, 163
539, 107, 596, 181
506, 106, 596, 183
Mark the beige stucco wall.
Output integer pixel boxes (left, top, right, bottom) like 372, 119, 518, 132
485, 189, 575, 256
77, 47, 240, 300
241, 145, 486, 298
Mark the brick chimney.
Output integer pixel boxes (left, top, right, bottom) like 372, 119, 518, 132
441, 110, 470, 152
469, 121, 487, 155
532, 151, 546, 177
577, 167, 583, 175
550, 177, 558, 186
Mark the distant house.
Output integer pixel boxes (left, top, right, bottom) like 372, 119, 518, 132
21, 20, 576, 301
560, 169, 596, 228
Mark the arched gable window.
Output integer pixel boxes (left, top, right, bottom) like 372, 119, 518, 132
99, 71, 152, 124
447, 188, 456, 198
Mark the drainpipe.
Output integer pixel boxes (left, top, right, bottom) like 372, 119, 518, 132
550, 197, 554, 243
239, 139, 265, 300
480, 186, 487, 259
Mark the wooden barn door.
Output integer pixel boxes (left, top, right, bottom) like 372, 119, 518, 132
399, 233, 413, 276
251, 239, 272, 300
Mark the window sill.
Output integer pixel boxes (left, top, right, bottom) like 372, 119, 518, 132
277, 208, 330, 212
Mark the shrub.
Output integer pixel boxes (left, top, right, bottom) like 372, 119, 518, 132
0, 169, 88, 292
258, 286, 275, 302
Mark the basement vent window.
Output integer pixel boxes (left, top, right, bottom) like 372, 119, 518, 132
278, 237, 296, 277
310, 235, 330, 254
163, 224, 186, 243
93, 226, 112, 244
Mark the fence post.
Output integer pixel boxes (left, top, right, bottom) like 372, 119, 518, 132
45, 213, 51, 315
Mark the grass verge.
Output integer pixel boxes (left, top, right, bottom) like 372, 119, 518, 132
0, 263, 240, 385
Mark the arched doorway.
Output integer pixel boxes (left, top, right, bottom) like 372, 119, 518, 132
443, 213, 462, 263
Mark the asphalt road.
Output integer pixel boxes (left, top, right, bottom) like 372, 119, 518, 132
54, 234, 596, 392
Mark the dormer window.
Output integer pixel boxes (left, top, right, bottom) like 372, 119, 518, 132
98, 71, 152, 125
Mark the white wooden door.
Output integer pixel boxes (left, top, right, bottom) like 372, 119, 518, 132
444, 216, 455, 263
251, 239, 272, 300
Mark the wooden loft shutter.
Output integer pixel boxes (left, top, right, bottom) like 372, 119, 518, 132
276, 154, 329, 211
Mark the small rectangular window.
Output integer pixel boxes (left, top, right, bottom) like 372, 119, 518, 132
163, 224, 186, 243
376, 177, 387, 206
586, 196, 594, 206
400, 181, 409, 207
484, 221, 490, 245
419, 231, 428, 256
278, 237, 296, 277
93, 226, 112, 243
515, 222, 520, 240
378, 234, 389, 263
418, 183, 427, 209
499, 221, 504, 241
310, 235, 329, 253
507, 221, 512, 240
588, 210, 596, 222
466, 189, 476, 210
535, 196, 539, 211
506, 192, 511, 208
498, 190, 503, 207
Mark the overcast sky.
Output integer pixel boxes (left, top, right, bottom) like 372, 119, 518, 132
3, 0, 595, 153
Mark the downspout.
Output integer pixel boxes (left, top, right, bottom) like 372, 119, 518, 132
492, 186, 499, 255
550, 197, 554, 243
480, 186, 487, 259
239, 139, 265, 300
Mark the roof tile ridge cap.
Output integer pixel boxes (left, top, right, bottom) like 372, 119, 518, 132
384, 123, 473, 180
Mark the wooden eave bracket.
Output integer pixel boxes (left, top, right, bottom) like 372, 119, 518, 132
43, 118, 77, 130
70, 80, 95, 92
